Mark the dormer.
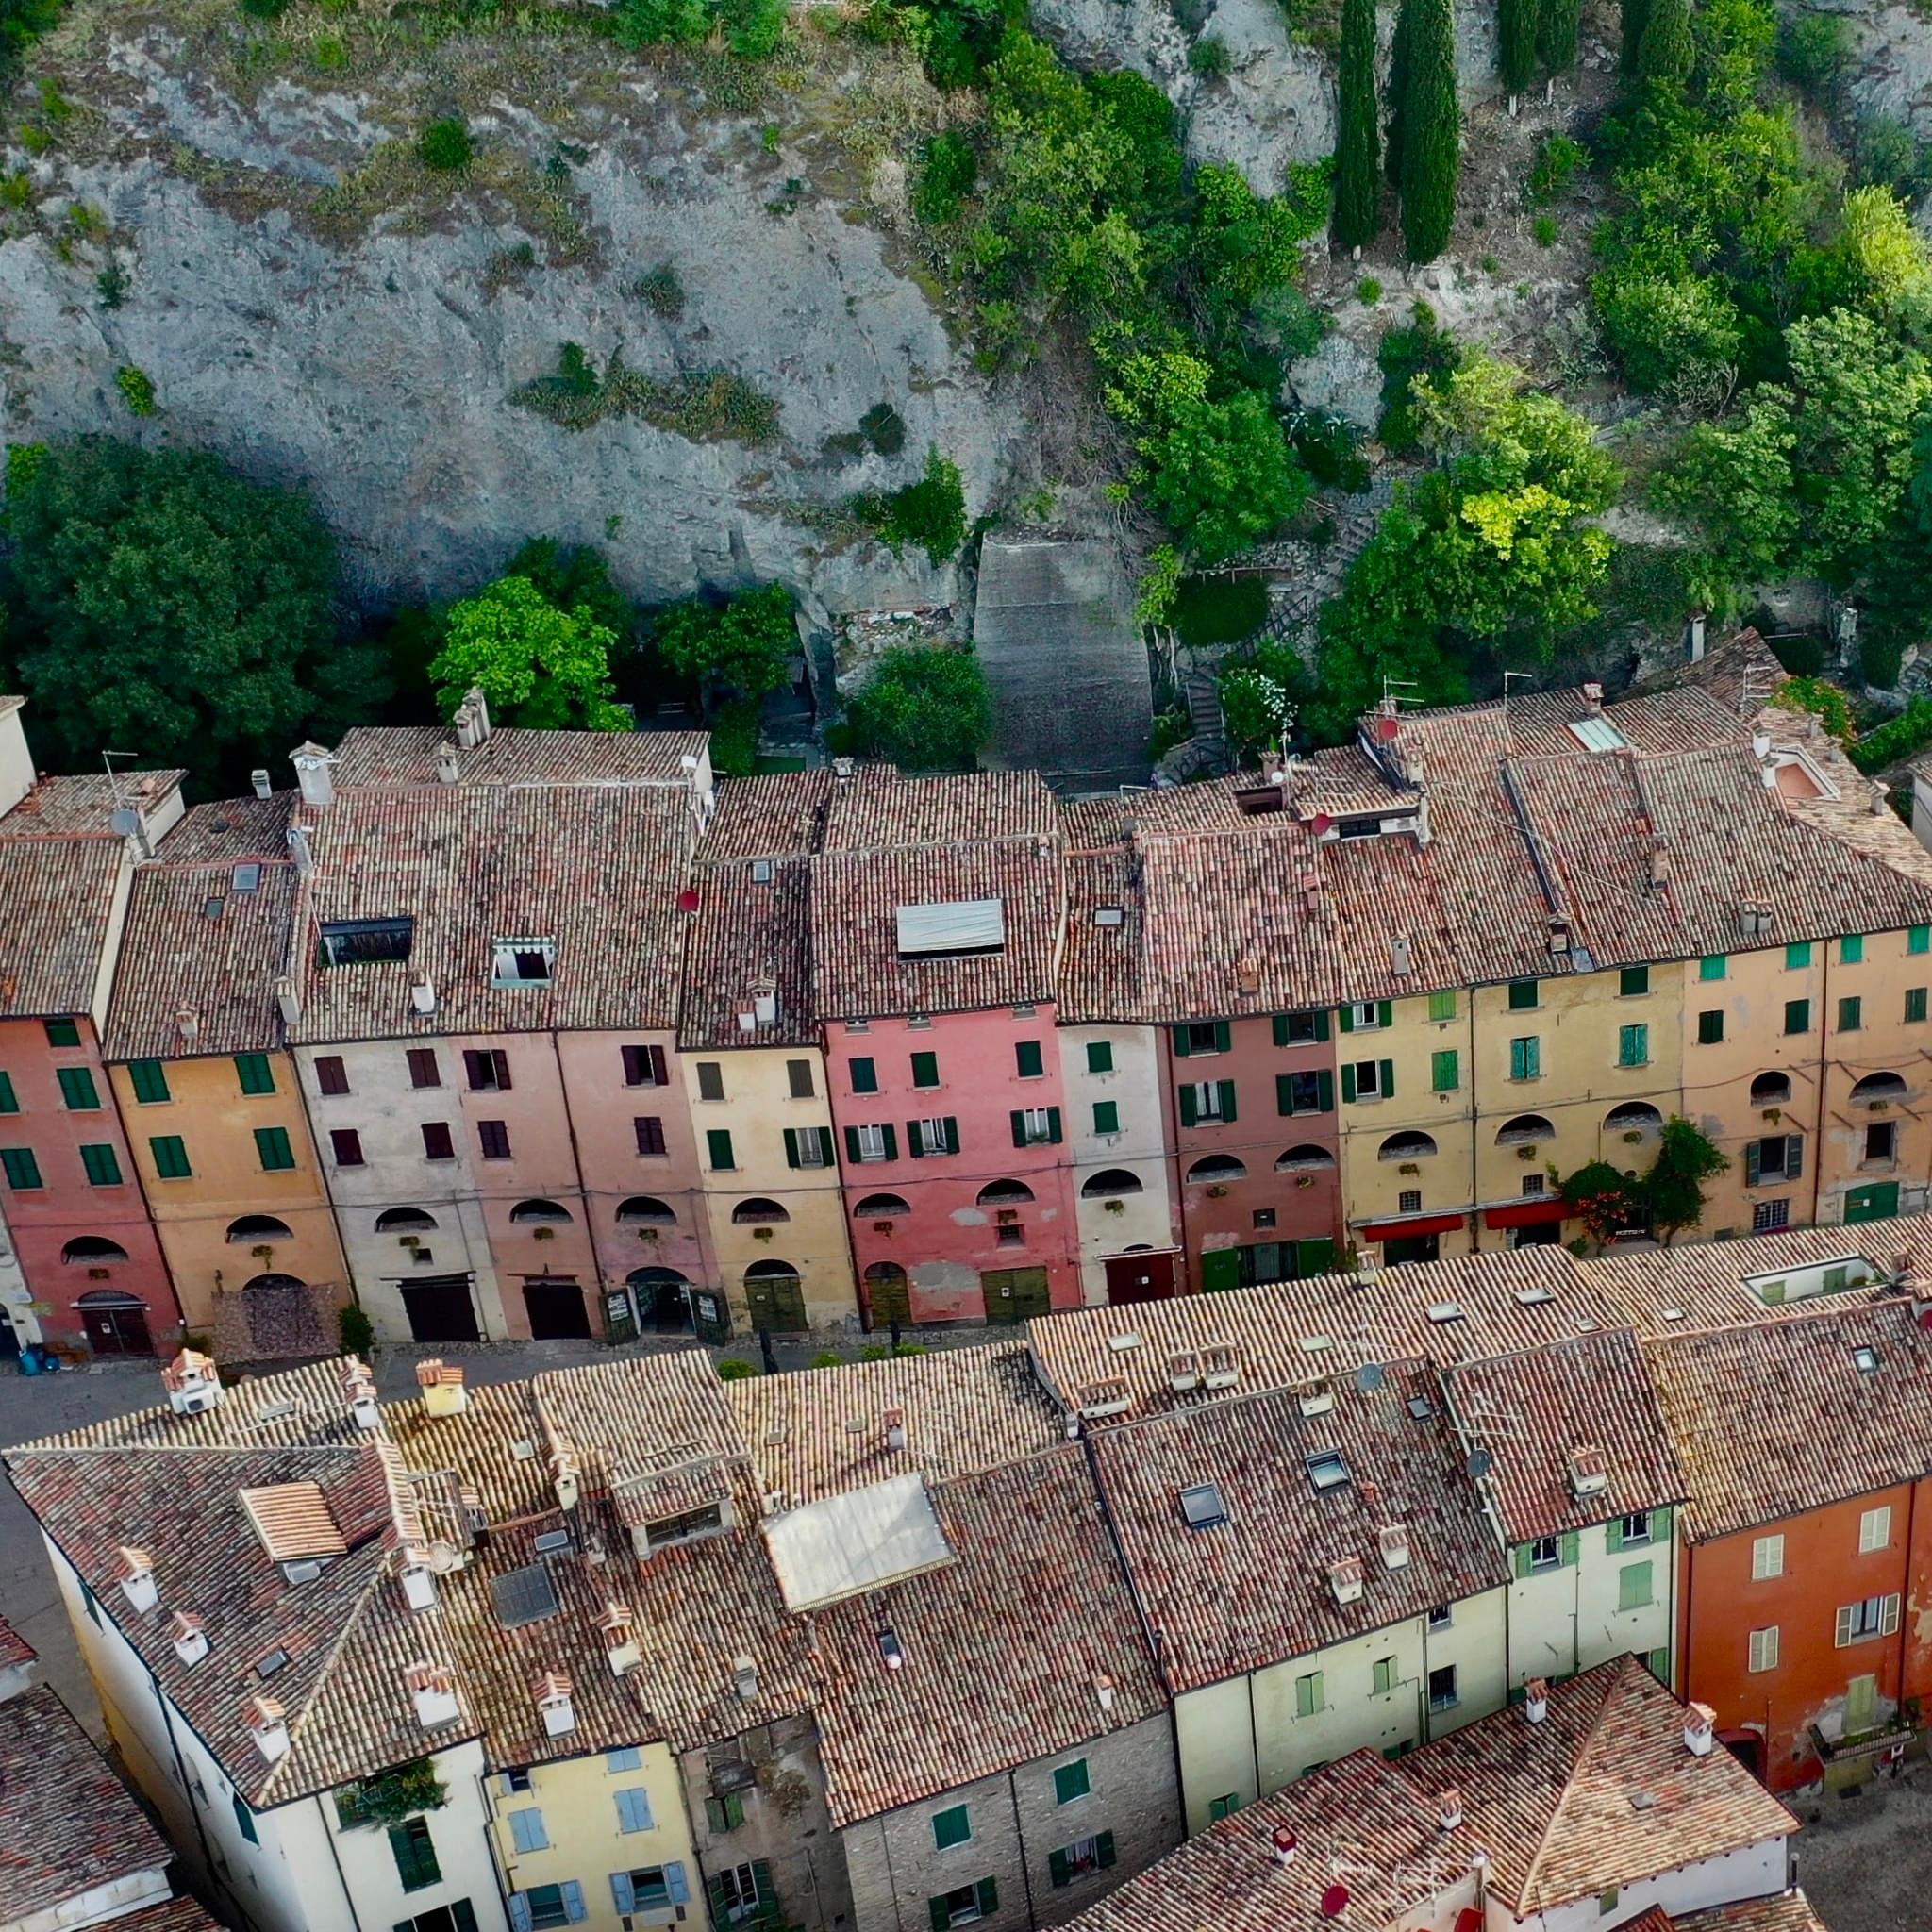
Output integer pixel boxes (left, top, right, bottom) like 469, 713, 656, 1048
1201, 1343, 1241, 1391
1566, 1444, 1610, 1501
404, 1660, 459, 1730
491, 937, 557, 990
1327, 1557, 1365, 1607
162, 1348, 223, 1416
246, 1694, 290, 1762
116, 1546, 158, 1614
415, 1359, 468, 1418
533, 1670, 575, 1738
1077, 1378, 1132, 1421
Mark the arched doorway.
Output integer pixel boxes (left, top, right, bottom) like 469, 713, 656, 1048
744, 1259, 808, 1334
864, 1261, 911, 1333
76, 1290, 153, 1357
625, 1267, 693, 1335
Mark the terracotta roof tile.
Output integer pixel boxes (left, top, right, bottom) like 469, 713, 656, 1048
819, 766, 1058, 851
0, 771, 184, 839
677, 857, 817, 1050
1677, 1892, 1833, 1932
1056, 848, 1144, 1024
328, 726, 709, 790
697, 770, 832, 863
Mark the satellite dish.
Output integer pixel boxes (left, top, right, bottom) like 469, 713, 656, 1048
1321, 1884, 1352, 1919
1466, 1448, 1493, 1481
1310, 812, 1336, 838
676, 889, 701, 914
109, 808, 141, 837
1356, 1361, 1385, 1391
1374, 713, 1401, 742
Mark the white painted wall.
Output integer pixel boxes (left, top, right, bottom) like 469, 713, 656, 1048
1062, 1024, 1176, 1304
1506, 1522, 1676, 1690
1511, 1837, 1789, 1931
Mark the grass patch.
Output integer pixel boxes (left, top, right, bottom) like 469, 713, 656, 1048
509, 342, 780, 443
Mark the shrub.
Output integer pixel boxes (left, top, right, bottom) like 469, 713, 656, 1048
340, 1305, 375, 1357
1852, 697, 1932, 772
858, 402, 907, 456
1531, 213, 1558, 247
845, 646, 991, 769
1357, 275, 1382, 303
1776, 11, 1846, 97
115, 366, 156, 415
1526, 132, 1585, 206
1860, 629, 1906, 692
715, 1357, 760, 1379
634, 263, 685, 317
238, 0, 289, 17
1593, 272, 1740, 396
1171, 575, 1269, 646
1219, 640, 1307, 758
1189, 32, 1230, 75
417, 118, 474, 172
95, 264, 125, 308
1771, 675, 1853, 742
1857, 115, 1932, 202
913, 129, 977, 226
1376, 300, 1462, 452
510, 345, 780, 444
852, 445, 968, 565
707, 694, 763, 775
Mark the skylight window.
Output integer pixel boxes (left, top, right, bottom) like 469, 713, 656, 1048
232, 863, 262, 894
491, 1563, 561, 1628
531, 1528, 573, 1556
319, 917, 414, 967
256, 1647, 291, 1677
492, 938, 557, 988
1306, 1450, 1350, 1492
1092, 907, 1125, 926
1177, 1483, 1230, 1530
1853, 1345, 1880, 1374
1569, 716, 1629, 754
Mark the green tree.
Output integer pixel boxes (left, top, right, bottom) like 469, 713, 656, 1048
1620, 0, 1650, 73
653, 583, 798, 699
1539, 0, 1580, 71
1650, 389, 1801, 601
1642, 1115, 1728, 1243
429, 576, 625, 729
1499, 0, 1540, 95
1635, 0, 1692, 83
845, 646, 991, 769
1558, 1159, 1645, 1245
1217, 641, 1307, 759
1333, 0, 1382, 250
1592, 271, 1742, 397
853, 447, 969, 567
1, 439, 374, 794
1394, 0, 1459, 261
502, 537, 631, 640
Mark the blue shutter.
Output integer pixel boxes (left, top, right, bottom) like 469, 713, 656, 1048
508, 1897, 533, 1932
665, 1863, 690, 1906
511, 1808, 549, 1853
560, 1883, 586, 1923
615, 1788, 653, 1833
610, 1874, 636, 1914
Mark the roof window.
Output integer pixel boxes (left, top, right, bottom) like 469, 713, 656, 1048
319, 918, 414, 967
1092, 907, 1125, 926
1305, 1449, 1350, 1492
1853, 1345, 1880, 1374
232, 863, 262, 894
1177, 1482, 1230, 1530
492, 937, 557, 988
491, 1564, 562, 1627
1569, 716, 1629, 754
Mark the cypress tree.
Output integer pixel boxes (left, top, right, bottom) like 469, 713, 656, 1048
1397, 0, 1459, 262
1335, 0, 1382, 249
1384, 0, 1411, 187
1635, 0, 1690, 83
1499, 0, 1538, 95
1620, 0, 1651, 74
1539, 0, 1579, 71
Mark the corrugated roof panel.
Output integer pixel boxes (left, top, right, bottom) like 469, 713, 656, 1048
894, 897, 1007, 958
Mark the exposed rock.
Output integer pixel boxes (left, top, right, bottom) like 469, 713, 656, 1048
1287, 326, 1383, 426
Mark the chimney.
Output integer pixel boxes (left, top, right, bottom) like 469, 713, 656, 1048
415, 1359, 468, 1418
1391, 935, 1413, 978
410, 979, 438, 1016
1684, 1702, 1717, 1757
832, 756, 856, 784
1437, 1789, 1464, 1833
1581, 682, 1604, 717
1376, 1524, 1412, 1572
1326, 1557, 1365, 1607
161, 1347, 223, 1415
250, 769, 273, 800
1566, 1444, 1609, 1500
246, 1695, 290, 1761
453, 688, 492, 751
116, 1546, 158, 1614
1300, 871, 1322, 917
883, 1407, 908, 1453
1546, 914, 1572, 956
342, 1359, 380, 1429
175, 1008, 200, 1046
1687, 612, 1707, 662
753, 985, 777, 1027
398, 1548, 437, 1613
1752, 728, 1772, 761
1092, 1671, 1116, 1717
599, 1601, 641, 1678
1524, 1678, 1550, 1724
1271, 1826, 1299, 1867
1647, 841, 1671, 892
550, 1441, 582, 1512
403, 1660, 459, 1729
274, 976, 301, 1026
732, 1656, 759, 1702
169, 1609, 208, 1667
436, 742, 460, 785
291, 742, 336, 809
533, 1670, 575, 1737
286, 824, 313, 874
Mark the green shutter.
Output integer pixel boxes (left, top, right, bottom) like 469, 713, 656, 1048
1785, 999, 1810, 1035
976, 1878, 998, 1916
1515, 1543, 1534, 1579
150, 1135, 191, 1180
1314, 1070, 1334, 1113
0, 1074, 14, 1114
1276, 1074, 1295, 1115
907, 1121, 926, 1161
1560, 1530, 1580, 1567
1377, 1000, 1393, 1028
1606, 1517, 1624, 1553
44, 1018, 80, 1047
129, 1059, 169, 1104
1380, 1058, 1394, 1097
1296, 1238, 1336, 1275
942, 1118, 960, 1154
911, 1051, 938, 1089
1086, 1041, 1113, 1074
1093, 1100, 1119, 1135
1314, 1009, 1331, 1041
1840, 995, 1862, 1033
1786, 941, 1811, 969
1620, 965, 1649, 996
1178, 1087, 1198, 1128
880, 1124, 898, 1160
57, 1067, 99, 1110
1431, 1050, 1457, 1092
707, 1128, 734, 1170
844, 1125, 862, 1163
1699, 955, 1726, 981
1048, 1849, 1070, 1890
1338, 1005, 1355, 1034
0, 1147, 41, 1190
1016, 1040, 1043, 1078
1428, 989, 1456, 1022
235, 1053, 275, 1095
1341, 1064, 1357, 1104
1272, 1014, 1291, 1047
255, 1126, 294, 1172
1213, 1021, 1231, 1052
1215, 1083, 1235, 1124
1907, 988, 1928, 1024
1045, 1106, 1062, 1142
928, 1899, 950, 1932
1171, 1025, 1192, 1058
851, 1057, 877, 1094
80, 1142, 122, 1186
1097, 1832, 1116, 1870
1842, 933, 1865, 964
1912, 925, 1931, 956
784, 1128, 801, 1169
1011, 1108, 1028, 1146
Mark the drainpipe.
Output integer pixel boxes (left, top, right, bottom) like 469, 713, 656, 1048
1160, 1032, 1194, 1289
1895, 1473, 1920, 1733
316, 1790, 370, 1932
1812, 950, 1830, 1228
1005, 1768, 1038, 1930
1466, 991, 1480, 1253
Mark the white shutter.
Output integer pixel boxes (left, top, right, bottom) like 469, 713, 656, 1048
1748, 1627, 1779, 1673
1883, 1593, 1902, 1637
1835, 1604, 1857, 1648
1752, 1534, 1785, 1580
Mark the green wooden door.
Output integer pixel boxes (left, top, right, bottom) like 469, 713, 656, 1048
1200, 1247, 1240, 1293
983, 1268, 1051, 1323
746, 1272, 808, 1332
1845, 1181, 1901, 1224
1846, 1672, 1878, 1733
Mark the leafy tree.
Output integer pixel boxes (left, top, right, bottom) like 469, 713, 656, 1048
1771, 675, 1854, 742
853, 447, 969, 567
1650, 390, 1801, 599
1499, 0, 1540, 95
1558, 1159, 1645, 1245
1620, 0, 1650, 72
502, 537, 631, 641
1592, 271, 1741, 397
846, 647, 991, 770
430, 577, 625, 729
1644, 1116, 1728, 1243
653, 583, 798, 699
1333, 0, 1382, 250
1217, 641, 1307, 758
1, 439, 375, 794
1393, 0, 1459, 261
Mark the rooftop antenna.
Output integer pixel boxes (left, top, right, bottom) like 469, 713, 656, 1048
101, 749, 142, 812
1380, 675, 1419, 708
1737, 662, 1768, 721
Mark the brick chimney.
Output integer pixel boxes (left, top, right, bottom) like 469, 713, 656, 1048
1684, 1702, 1717, 1757
533, 1670, 575, 1737
404, 1661, 459, 1730
1437, 1788, 1463, 1832
246, 1695, 290, 1761
598, 1601, 641, 1678
161, 1348, 223, 1417
883, 1407, 908, 1453
169, 1610, 208, 1667
115, 1546, 158, 1614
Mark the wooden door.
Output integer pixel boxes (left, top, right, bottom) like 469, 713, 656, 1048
983, 1268, 1050, 1323
1105, 1252, 1177, 1305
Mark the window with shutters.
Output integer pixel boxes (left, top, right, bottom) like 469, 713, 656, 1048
634, 1117, 667, 1158
1697, 1009, 1724, 1045
390, 1818, 442, 1891
786, 1058, 815, 1099
1617, 1511, 1653, 1547
706, 1129, 735, 1172
1016, 1040, 1044, 1079
0, 1073, 18, 1114
1509, 1037, 1541, 1081
1053, 1758, 1090, 1804
407, 1049, 441, 1090
1086, 1041, 1114, 1074
1859, 1506, 1893, 1553
694, 1061, 724, 1102
1208, 1795, 1241, 1822
1908, 989, 1929, 1024
150, 1136, 192, 1180
1752, 1534, 1785, 1579
604, 1748, 641, 1771
1014, 1107, 1060, 1145
1913, 926, 1932, 956
1427, 991, 1457, 1023
255, 1126, 296, 1172
1348, 1059, 1386, 1100
1617, 1562, 1654, 1611
1748, 1627, 1780, 1674
522, 1886, 572, 1930
1748, 1134, 1802, 1184
1431, 1050, 1459, 1092
0, 1147, 42, 1191
1048, 1835, 1115, 1887
1278, 1070, 1333, 1115
1293, 1672, 1324, 1717
329, 1128, 363, 1168
1842, 933, 1865, 964
1620, 966, 1650, 996
422, 1122, 455, 1161
58, 1067, 99, 1111
1347, 1001, 1385, 1030
854, 1124, 891, 1163
1092, 1100, 1120, 1136
621, 1044, 667, 1088
786, 1126, 834, 1169
235, 1054, 275, 1095
910, 1117, 958, 1158
316, 1055, 350, 1096
929, 1880, 997, 1928
614, 1788, 654, 1833
1528, 1536, 1561, 1571
706, 1791, 745, 1833
232, 1792, 258, 1844
1427, 1663, 1458, 1710
910, 1052, 941, 1090
477, 1121, 512, 1160
1618, 1024, 1649, 1068
1785, 941, 1812, 969
1280, 1008, 1326, 1041
623, 1868, 680, 1912
1182, 1021, 1225, 1055
393, 1906, 481, 1932
1784, 999, 1810, 1036
43, 1018, 81, 1048
464, 1049, 512, 1091
1839, 996, 1863, 1033
1836, 1594, 1901, 1644
850, 1057, 879, 1094
508, 1807, 549, 1853
1187, 1081, 1229, 1124
932, 1805, 971, 1849
1371, 1655, 1396, 1696
80, 1143, 122, 1187
1508, 979, 1540, 1008
1700, 955, 1727, 981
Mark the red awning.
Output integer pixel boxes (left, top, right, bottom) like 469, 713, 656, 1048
1359, 1213, 1467, 1241
1484, 1198, 1571, 1230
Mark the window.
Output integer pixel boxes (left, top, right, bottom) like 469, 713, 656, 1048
491, 939, 556, 987
57, 1067, 100, 1111
1698, 1009, 1724, 1045
255, 1126, 296, 1173
508, 1807, 549, 1853
150, 1136, 192, 1180
1617, 1561, 1654, 1611
1523, 1173, 1547, 1196
1839, 996, 1863, 1033
911, 1052, 941, 1090
463, 1049, 513, 1092
1787, 941, 1813, 970
1910, 989, 1930, 1025
1617, 1511, 1653, 1547
1753, 1199, 1790, 1232
1048, 1836, 1116, 1888
1086, 1041, 1114, 1074
1508, 979, 1540, 1009
1529, 1535, 1561, 1571
329, 1128, 363, 1168
785, 1058, 814, 1099
1836, 1594, 1901, 1644
1345, 1058, 1390, 1101
1371, 1655, 1397, 1696
1183, 1080, 1232, 1125
1860, 1506, 1893, 1553
477, 1121, 512, 1160
44, 1018, 81, 1048
706, 1129, 735, 1172
932, 1805, 971, 1850
1751, 1534, 1785, 1580
1842, 933, 1865, 964
1427, 1604, 1452, 1632
390, 1818, 441, 1891
1280, 1008, 1328, 1042
1053, 1759, 1090, 1805
1015, 1041, 1043, 1079
0, 1074, 20, 1115
1293, 1671, 1324, 1718
1208, 1795, 1241, 1823
407, 1049, 441, 1091
0, 1147, 42, 1191
850, 1057, 879, 1094
634, 1117, 667, 1158
522, 1886, 575, 1930
1180, 1021, 1228, 1056
235, 1054, 275, 1096
1509, 1036, 1541, 1081
233, 1791, 258, 1845
1277, 1070, 1334, 1116
623, 1871, 678, 1914
1620, 965, 1650, 997
1784, 999, 1811, 1036
1618, 1024, 1649, 1068
614, 1788, 654, 1833
422, 1122, 455, 1161
1092, 1100, 1120, 1135
1427, 1663, 1457, 1711
1913, 925, 1931, 956
1431, 1050, 1459, 1092
1398, 1190, 1422, 1213
621, 1044, 668, 1088
315, 1055, 350, 1096
1866, 1122, 1897, 1164
705, 1792, 744, 1834
1700, 955, 1728, 981
79, 1142, 122, 1187
929, 1880, 998, 1928
319, 918, 413, 968
1011, 1106, 1062, 1145
1427, 990, 1457, 1023
909, 1117, 958, 1158
1748, 1627, 1780, 1674
783, 1126, 834, 1169
1748, 1134, 1803, 1185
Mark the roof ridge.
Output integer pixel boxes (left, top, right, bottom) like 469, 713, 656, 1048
1515, 1657, 1632, 1910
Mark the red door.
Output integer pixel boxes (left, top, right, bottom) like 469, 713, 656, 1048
1105, 1252, 1178, 1305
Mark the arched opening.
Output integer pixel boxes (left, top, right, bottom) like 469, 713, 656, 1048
977, 1178, 1035, 1208
744, 1257, 807, 1333
508, 1198, 572, 1224
625, 1266, 691, 1333
375, 1207, 439, 1234
855, 1192, 912, 1219
1749, 1072, 1792, 1107
864, 1260, 911, 1328
1852, 1072, 1907, 1105
75, 1290, 152, 1357
616, 1196, 675, 1226
731, 1198, 791, 1224
1186, 1155, 1247, 1185
226, 1214, 294, 1243
62, 1237, 129, 1265
1379, 1131, 1439, 1161
1606, 1101, 1663, 1133
241, 1273, 308, 1294
1276, 1145, 1336, 1172
1081, 1168, 1145, 1199
1495, 1114, 1555, 1146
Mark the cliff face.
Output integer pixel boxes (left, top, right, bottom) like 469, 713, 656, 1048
0, 11, 1036, 611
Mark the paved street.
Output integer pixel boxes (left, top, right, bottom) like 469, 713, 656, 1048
1790, 1768, 1932, 1932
